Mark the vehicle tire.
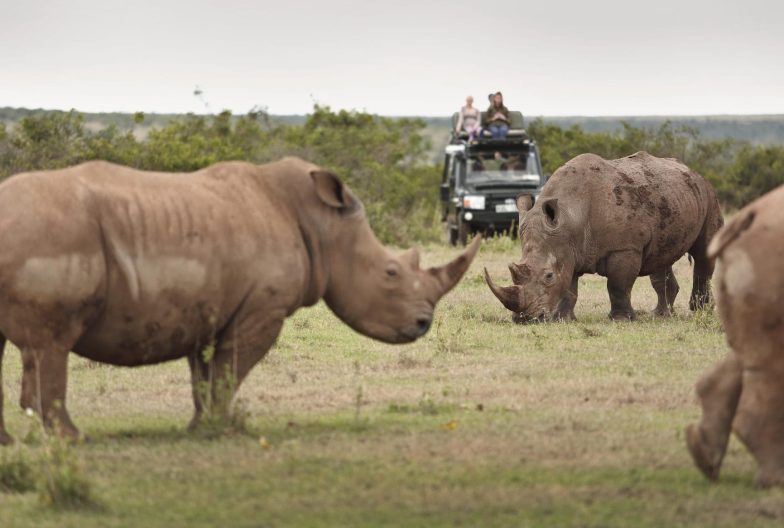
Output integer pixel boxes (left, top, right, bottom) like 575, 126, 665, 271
458, 218, 470, 246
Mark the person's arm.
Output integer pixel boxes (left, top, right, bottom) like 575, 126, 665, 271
455, 109, 464, 132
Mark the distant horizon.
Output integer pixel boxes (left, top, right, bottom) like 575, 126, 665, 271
3, 105, 784, 120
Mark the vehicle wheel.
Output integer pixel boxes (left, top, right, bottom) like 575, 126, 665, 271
458, 218, 470, 246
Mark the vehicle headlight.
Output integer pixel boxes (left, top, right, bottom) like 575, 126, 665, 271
463, 195, 485, 209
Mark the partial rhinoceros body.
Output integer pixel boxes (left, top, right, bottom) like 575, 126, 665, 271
485, 151, 723, 322
0, 158, 480, 443
687, 186, 784, 488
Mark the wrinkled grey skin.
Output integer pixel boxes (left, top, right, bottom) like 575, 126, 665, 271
687, 187, 784, 488
0, 158, 480, 443
485, 151, 723, 322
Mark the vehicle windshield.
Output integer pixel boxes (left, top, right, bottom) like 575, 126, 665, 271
466, 150, 541, 186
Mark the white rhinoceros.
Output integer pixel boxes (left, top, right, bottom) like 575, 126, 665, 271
0, 158, 480, 442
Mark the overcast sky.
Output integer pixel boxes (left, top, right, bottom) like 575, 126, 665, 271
1, 0, 782, 116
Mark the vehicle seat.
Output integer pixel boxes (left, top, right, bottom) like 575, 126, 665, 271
506, 111, 525, 137
451, 111, 526, 139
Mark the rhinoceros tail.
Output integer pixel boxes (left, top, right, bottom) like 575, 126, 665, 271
707, 209, 756, 261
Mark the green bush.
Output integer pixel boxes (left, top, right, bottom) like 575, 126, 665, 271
0, 448, 36, 493
0, 105, 442, 245
729, 144, 784, 205
1, 106, 781, 245
37, 434, 97, 509
528, 117, 784, 209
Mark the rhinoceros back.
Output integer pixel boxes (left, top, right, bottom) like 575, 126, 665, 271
544, 152, 718, 276
0, 161, 305, 366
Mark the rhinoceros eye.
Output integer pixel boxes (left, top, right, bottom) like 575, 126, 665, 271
544, 271, 554, 281
385, 262, 401, 278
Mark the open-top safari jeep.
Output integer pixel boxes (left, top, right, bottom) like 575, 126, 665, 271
441, 111, 546, 245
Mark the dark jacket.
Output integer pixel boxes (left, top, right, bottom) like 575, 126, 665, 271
483, 104, 510, 127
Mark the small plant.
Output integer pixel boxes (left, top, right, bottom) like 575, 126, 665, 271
580, 326, 602, 338
692, 306, 723, 332
387, 393, 456, 416
416, 394, 441, 416
0, 447, 36, 494
37, 433, 97, 509
481, 232, 517, 254
191, 344, 252, 439
352, 361, 367, 426
354, 384, 365, 424
458, 303, 480, 321
193, 377, 251, 439
433, 318, 466, 355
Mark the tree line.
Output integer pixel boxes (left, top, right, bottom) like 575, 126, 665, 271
1, 107, 782, 245
0, 107, 441, 245
527, 118, 784, 208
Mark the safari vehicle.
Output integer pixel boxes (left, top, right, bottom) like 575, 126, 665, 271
440, 110, 546, 246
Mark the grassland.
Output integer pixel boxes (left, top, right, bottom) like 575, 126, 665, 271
1, 238, 782, 527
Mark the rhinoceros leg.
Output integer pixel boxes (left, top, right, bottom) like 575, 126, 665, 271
686, 355, 743, 481
20, 350, 36, 411
0, 336, 12, 445
187, 309, 285, 430
689, 253, 715, 311
650, 266, 679, 316
19, 348, 80, 440
732, 367, 784, 488
605, 251, 641, 321
689, 205, 722, 311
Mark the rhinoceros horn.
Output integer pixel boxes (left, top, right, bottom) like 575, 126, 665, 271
427, 236, 482, 298
484, 267, 524, 312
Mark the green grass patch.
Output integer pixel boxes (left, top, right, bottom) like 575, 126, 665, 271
0, 249, 780, 526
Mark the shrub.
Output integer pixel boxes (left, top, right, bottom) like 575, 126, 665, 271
37, 434, 97, 509
0, 448, 36, 493
1, 106, 781, 243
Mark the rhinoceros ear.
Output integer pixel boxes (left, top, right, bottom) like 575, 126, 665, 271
311, 170, 356, 210
541, 198, 559, 227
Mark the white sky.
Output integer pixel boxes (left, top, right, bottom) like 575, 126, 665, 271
1, 0, 782, 116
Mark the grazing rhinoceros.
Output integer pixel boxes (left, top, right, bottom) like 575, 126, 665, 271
485, 151, 723, 322
687, 186, 784, 488
0, 158, 480, 443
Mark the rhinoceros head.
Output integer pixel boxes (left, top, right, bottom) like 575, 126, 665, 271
309, 169, 481, 343
485, 197, 576, 323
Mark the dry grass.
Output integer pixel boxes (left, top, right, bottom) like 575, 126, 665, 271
1, 237, 782, 526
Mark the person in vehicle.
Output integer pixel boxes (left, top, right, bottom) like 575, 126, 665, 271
455, 96, 481, 141
511, 156, 527, 171
484, 92, 510, 139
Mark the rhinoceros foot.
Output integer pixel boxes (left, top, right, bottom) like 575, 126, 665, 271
686, 424, 722, 481
0, 430, 13, 446
608, 309, 635, 322
754, 466, 784, 489
652, 305, 674, 317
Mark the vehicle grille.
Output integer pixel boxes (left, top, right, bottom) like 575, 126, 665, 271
485, 196, 518, 209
